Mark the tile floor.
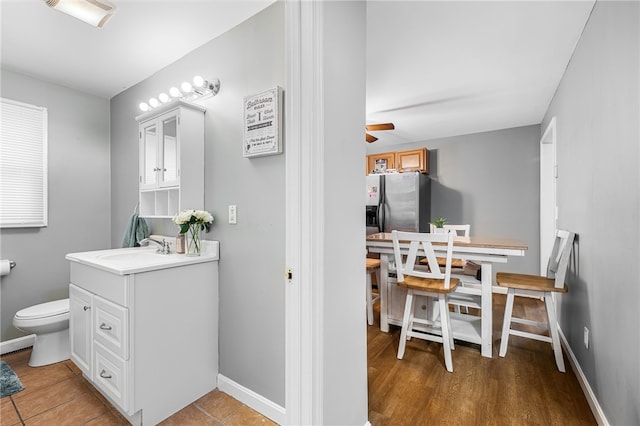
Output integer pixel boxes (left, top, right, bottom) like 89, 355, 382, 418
1, 348, 276, 425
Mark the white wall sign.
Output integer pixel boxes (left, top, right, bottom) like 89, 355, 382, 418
243, 87, 283, 158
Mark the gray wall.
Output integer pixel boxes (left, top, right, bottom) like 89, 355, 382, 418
110, 3, 285, 407
322, 2, 368, 424
367, 125, 541, 276
0, 69, 111, 341
542, 2, 639, 425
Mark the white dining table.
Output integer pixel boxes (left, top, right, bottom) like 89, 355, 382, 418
366, 232, 528, 358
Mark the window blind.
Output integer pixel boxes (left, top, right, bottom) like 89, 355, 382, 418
0, 98, 48, 228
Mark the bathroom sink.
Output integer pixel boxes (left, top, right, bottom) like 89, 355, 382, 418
66, 242, 219, 275
94, 248, 161, 262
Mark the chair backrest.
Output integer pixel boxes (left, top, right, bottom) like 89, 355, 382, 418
547, 229, 575, 289
392, 230, 455, 289
429, 223, 470, 237
443, 224, 470, 237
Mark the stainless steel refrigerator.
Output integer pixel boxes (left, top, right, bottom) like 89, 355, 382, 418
366, 172, 431, 235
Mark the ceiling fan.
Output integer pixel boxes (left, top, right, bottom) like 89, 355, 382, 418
365, 123, 395, 143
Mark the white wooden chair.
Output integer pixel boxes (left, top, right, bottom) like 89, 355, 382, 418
366, 258, 381, 326
497, 229, 575, 372
393, 230, 460, 372
425, 224, 470, 269
425, 224, 474, 314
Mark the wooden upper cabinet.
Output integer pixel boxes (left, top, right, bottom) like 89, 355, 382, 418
366, 152, 395, 174
366, 148, 429, 174
396, 148, 429, 174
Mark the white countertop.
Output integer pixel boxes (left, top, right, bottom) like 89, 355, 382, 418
66, 240, 219, 275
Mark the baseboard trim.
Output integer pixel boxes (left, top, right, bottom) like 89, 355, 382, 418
217, 374, 286, 425
559, 328, 609, 425
1, 335, 35, 355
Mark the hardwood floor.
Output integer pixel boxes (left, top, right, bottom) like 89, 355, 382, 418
1, 349, 275, 425
367, 293, 597, 425
2, 293, 595, 425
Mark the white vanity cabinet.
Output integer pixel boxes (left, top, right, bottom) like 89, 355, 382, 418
136, 101, 205, 218
67, 246, 219, 425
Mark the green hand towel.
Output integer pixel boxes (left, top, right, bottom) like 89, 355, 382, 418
122, 213, 150, 248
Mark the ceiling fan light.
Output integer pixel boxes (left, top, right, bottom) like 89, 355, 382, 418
44, 0, 117, 29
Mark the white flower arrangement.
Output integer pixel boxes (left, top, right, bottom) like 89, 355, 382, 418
172, 209, 214, 234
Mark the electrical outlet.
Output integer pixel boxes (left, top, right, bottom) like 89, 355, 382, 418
583, 326, 589, 349
228, 205, 237, 224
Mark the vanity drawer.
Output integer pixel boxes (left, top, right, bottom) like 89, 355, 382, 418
94, 342, 128, 412
94, 296, 129, 359
69, 262, 129, 306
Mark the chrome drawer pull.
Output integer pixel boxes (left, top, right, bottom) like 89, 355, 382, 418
83, 306, 91, 311
99, 323, 112, 331
100, 369, 112, 379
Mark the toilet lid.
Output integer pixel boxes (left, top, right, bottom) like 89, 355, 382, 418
15, 299, 69, 320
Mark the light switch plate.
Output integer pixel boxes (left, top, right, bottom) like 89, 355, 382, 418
229, 205, 237, 224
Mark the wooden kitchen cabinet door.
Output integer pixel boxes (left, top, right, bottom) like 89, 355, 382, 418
366, 152, 395, 174
395, 148, 429, 174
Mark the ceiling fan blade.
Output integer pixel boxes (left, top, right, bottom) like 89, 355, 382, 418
366, 123, 395, 132
366, 133, 378, 143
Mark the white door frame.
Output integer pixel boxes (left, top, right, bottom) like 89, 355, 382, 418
540, 117, 557, 274
284, 1, 323, 424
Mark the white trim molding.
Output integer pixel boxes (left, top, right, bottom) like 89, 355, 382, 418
217, 374, 286, 425
558, 327, 609, 425
285, 1, 325, 425
284, 0, 303, 422
1, 335, 35, 355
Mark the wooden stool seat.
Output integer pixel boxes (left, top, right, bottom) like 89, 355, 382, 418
497, 272, 568, 293
420, 257, 466, 269
366, 258, 381, 271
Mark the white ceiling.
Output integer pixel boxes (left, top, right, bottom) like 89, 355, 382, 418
0, 0, 277, 98
1, 1, 595, 146
366, 1, 594, 147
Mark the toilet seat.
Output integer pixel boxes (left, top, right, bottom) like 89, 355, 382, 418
15, 299, 69, 320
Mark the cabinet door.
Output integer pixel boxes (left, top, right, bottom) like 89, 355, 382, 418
396, 148, 429, 174
140, 120, 159, 189
366, 152, 395, 175
159, 114, 179, 187
69, 284, 93, 378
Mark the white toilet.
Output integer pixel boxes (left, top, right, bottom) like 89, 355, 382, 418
13, 299, 70, 367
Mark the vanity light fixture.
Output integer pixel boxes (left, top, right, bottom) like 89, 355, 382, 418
138, 76, 221, 112
43, 0, 117, 29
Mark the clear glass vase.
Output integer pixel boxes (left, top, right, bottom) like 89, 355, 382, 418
185, 224, 202, 256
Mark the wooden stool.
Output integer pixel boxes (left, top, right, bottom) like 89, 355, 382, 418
366, 258, 381, 325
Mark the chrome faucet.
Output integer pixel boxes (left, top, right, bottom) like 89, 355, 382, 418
138, 237, 171, 254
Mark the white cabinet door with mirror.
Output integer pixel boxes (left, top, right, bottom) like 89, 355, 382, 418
136, 101, 205, 218
140, 114, 179, 189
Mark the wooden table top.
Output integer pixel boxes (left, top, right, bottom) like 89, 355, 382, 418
366, 232, 528, 251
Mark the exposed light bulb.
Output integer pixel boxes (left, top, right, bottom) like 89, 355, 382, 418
193, 76, 205, 88
181, 82, 193, 93
138, 77, 220, 110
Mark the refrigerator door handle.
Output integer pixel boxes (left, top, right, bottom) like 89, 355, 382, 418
379, 175, 386, 232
